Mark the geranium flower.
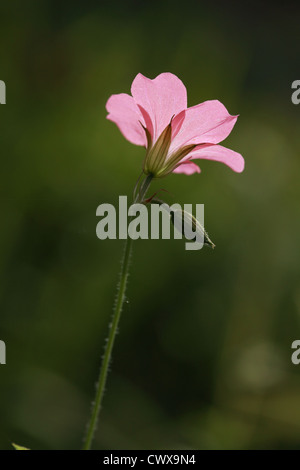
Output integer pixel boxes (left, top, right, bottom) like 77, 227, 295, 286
106, 73, 244, 177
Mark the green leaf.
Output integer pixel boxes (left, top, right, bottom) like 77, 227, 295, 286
12, 443, 30, 450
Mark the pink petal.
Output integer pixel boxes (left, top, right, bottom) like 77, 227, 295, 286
131, 73, 187, 143
189, 144, 245, 173
172, 161, 201, 175
169, 100, 238, 153
106, 93, 146, 146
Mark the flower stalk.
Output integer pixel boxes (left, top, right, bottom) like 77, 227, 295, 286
83, 174, 153, 450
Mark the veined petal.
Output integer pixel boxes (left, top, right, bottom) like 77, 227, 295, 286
169, 100, 238, 153
131, 73, 187, 143
189, 144, 245, 173
172, 161, 201, 175
106, 93, 146, 146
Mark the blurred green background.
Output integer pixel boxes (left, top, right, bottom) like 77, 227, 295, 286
1, 0, 300, 450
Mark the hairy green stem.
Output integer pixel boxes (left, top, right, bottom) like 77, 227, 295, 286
83, 174, 153, 450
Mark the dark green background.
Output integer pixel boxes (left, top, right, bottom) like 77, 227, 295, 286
1, 0, 300, 450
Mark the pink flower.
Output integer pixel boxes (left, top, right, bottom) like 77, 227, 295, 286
106, 73, 244, 177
